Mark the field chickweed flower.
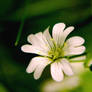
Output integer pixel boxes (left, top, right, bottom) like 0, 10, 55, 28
21, 23, 86, 82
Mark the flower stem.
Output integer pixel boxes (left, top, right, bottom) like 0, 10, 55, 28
15, 19, 25, 46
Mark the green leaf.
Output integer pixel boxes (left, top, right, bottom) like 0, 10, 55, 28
9, 0, 90, 21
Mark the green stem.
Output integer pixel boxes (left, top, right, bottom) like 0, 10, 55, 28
15, 19, 25, 46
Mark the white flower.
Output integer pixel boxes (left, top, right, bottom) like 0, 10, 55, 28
21, 23, 86, 82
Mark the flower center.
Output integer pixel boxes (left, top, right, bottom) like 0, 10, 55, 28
48, 47, 64, 62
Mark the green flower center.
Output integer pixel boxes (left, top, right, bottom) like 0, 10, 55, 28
48, 46, 64, 62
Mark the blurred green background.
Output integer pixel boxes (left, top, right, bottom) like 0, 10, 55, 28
0, 0, 92, 92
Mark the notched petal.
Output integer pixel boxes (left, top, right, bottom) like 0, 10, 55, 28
66, 36, 85, 47
60, 59, 74, 76
51, 62, 64, 82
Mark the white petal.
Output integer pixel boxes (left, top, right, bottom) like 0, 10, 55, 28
27, 32, 44, 45
61, 26, 74, 46
51, 62, 64, 82
35, 32, 50, 49
63, 26, 74, 37
27, 32, 49, 51
60, 59, 73, 76
52, 23, 65, 46
43, 27, 54, 48
63, 46, 86, 56
52, 23, 74, 47
21, 44, 48, 56
66, 36, 85, 47
26, 57, 42, 73
26, 57, 51, 79
27, 34, 37, 45
70, 56, 86, 61
33, 57, 51, 79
